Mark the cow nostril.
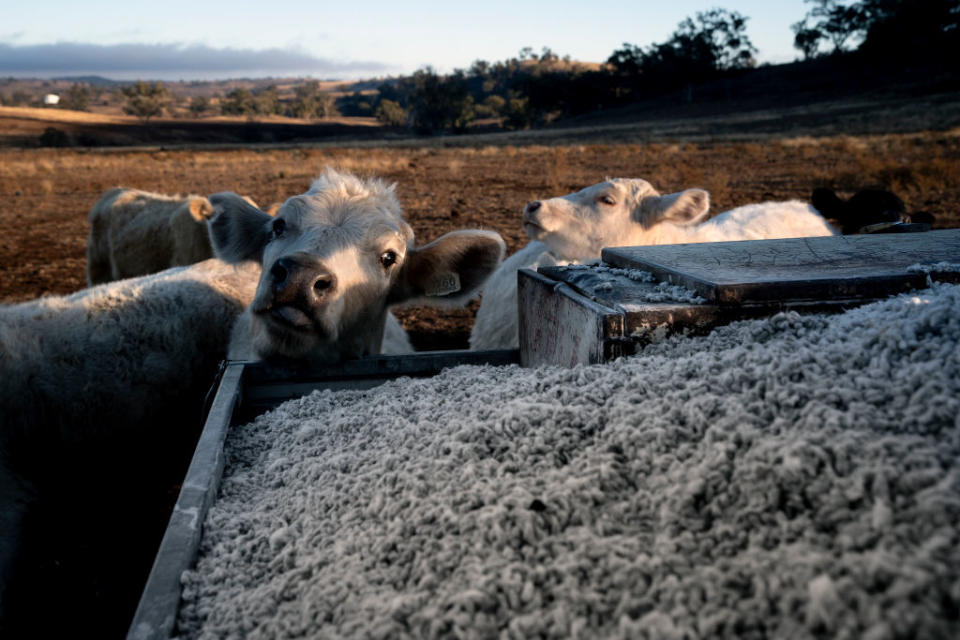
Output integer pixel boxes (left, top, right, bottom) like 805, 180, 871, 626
270, 260, 289, 285
526, 201, 542, 213
312, 273, 334, 295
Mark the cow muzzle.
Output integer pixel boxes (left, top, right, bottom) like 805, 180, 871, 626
257, 252, 337, 331
522, 200, 547, 237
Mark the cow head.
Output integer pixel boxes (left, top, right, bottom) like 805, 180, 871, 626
521, 178, 710, 260
208, 168, 505, 363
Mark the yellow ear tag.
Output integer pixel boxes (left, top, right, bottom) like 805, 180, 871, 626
424, 272, 461, 296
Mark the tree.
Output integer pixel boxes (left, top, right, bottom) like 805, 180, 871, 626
220, 88, 257, 116
792, 0, 960, 62
474, 94, 506, 118
539, 47, 560, 63
607, 43, 645, 77
792, 19, 825, 59
503, 94, 535, 130
857, 0, 960, 64
62, 84, 91, 111
607, 8, 756, 95
122, 81, 168, 123
375, 99, 407, 127
289, 81, 319, 118
791, 0, 870, 58
671, 8, 757, 71
254, 84, 280, 116
452, 94, 476, 132
406, 67, 475, 134
289, 81, 340, 119
316, 93, 340, 118
188, 95, 210, 117
469, 59, 490, 76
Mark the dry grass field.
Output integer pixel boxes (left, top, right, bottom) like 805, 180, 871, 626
1, 132, 959, 344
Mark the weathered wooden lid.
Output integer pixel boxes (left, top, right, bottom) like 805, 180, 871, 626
602, 229, 960, 305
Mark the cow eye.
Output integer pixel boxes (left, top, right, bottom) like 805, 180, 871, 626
271, 218, 286, 238
380, 250, 398, 269
599, 195, 616, 205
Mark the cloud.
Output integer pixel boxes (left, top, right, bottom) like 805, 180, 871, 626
0, 41, 395, 78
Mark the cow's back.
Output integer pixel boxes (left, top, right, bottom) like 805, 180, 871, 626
1, 259, 259, 453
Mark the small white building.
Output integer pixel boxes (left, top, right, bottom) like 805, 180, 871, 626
43, 94, 60, 106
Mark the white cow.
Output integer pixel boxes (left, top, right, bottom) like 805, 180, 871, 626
86, 188, 222, 285
0, 259, 259, 617
470, 178, 838, 350
208, 168, 505, 363
85, 186, 415, 354
85, 188, 281, 286
0, 169, 504, 617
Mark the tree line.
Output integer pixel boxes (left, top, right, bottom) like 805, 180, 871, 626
369, 0, 958, 134
5, 0, 956, 132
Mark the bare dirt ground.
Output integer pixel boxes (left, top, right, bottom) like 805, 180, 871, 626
1, 121, 959, 637
2, 131, 959, 344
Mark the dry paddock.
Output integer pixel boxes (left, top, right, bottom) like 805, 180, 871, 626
0, 134, 959, 636
1, 133, 959, 344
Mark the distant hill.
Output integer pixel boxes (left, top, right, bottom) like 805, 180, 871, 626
0, 75, 371, 100
2, 54, 957, 148
50, 75, 124, 87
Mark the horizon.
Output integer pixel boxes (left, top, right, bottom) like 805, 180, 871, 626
1, 1, 810, 82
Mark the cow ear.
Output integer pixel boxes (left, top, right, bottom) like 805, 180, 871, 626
391, 230, 505, 306
207, 192, 272, 263
187, 197, 214, 222
634, 188, 710, 227
811, 187, 844, 217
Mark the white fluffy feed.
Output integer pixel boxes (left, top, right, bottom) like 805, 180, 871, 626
179, 283, 960, 639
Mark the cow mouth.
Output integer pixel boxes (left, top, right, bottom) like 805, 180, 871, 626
522, 220, 545, 238
521, 210, 544, 231
256, 304, 315, 333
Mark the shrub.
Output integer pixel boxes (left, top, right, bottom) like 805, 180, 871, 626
220, 88, 257, 117
62, 84, 91, 111
188, 96, 210, 117
39, 127, 71, 147
289, 81, 340, 119
375, 99, 407, 127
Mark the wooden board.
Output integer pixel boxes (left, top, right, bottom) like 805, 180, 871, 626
602, 230, 960, 305
518, 268, 631, 367
536, 265, 725, 346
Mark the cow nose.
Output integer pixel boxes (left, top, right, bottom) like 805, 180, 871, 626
525, 200, 542, 214
269, 254, 336, 305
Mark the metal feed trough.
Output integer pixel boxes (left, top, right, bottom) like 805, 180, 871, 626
127, 229, 960, 639
127, 349, 518, 640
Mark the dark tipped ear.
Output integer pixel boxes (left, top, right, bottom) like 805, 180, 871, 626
634, 188, 710, 227
811, 187, 845, 216
207, 192, 272, 264
390, 230, 506, 307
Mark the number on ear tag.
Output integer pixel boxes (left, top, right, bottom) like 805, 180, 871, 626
425, 272, 461, 296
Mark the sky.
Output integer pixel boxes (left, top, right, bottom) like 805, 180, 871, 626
0, 1, 812, 81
